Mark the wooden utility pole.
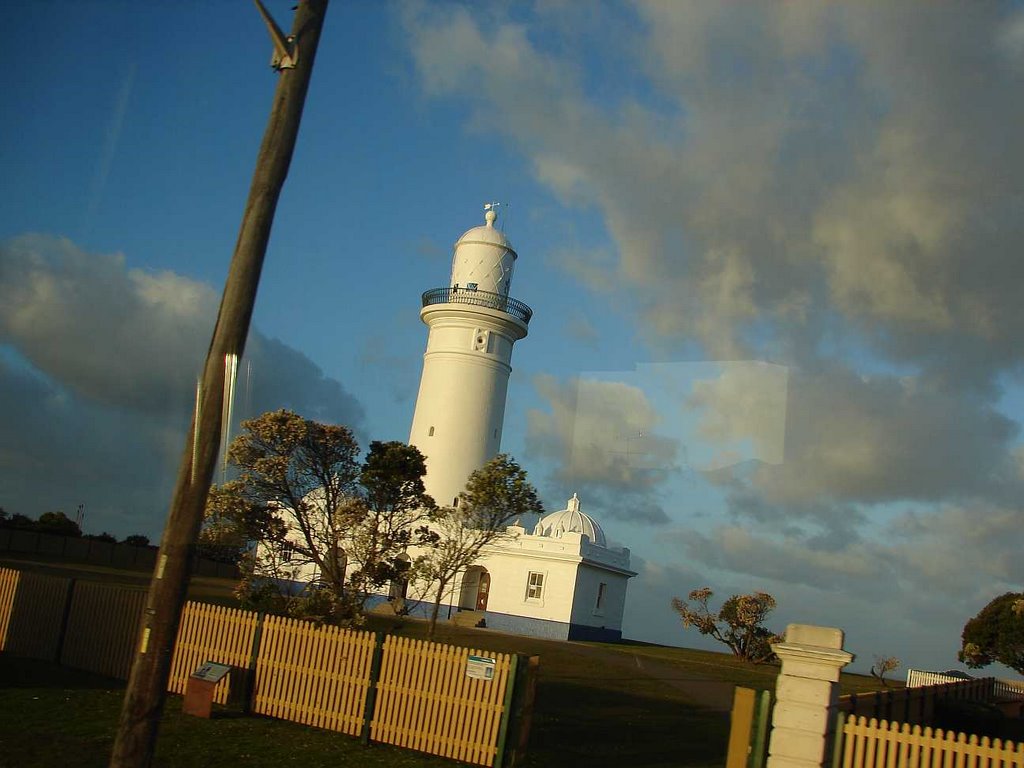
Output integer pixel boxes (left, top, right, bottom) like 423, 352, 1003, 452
109, 2, 329, 765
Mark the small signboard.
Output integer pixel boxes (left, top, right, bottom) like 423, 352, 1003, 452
191, 661, 231, 683
466, 654, 495, 681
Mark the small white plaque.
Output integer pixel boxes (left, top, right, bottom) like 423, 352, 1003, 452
466, 654, 495, 680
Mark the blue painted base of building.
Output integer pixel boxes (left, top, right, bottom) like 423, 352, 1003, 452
481, 609, 622, 643
349, 595, 623, 643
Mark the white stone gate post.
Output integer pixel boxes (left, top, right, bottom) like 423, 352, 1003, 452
766, 624, 854, 768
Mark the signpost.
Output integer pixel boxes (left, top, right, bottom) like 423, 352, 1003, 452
466, 654, 496, 680
183, 661, 233, 719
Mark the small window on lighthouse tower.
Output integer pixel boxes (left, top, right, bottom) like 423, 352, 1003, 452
428, 426, 435, 437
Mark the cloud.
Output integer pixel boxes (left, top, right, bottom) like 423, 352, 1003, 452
659, 498, 1024, 671
738, 365, 1019, 506
399, 2, 1024, 673
525, 374, 678, 524
622, 554, 723, 650
563, 310, 600, 345
0, 235, 364, 537
402, 4, 1024, 388
678, 500, 1024, 621
0, 235, 215, 412
688, 362, 788, 467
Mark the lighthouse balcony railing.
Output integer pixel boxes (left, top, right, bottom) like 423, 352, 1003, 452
421, 287, 533, 325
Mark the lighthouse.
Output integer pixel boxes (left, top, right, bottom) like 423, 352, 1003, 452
408, 206, 532, 507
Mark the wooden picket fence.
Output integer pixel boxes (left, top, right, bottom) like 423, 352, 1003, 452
723, 677, 1022, 768
0, 566, 536, 767
908, 669, 1024, 705
372, 635, 514, 766
835, 714, 1024, 768
253, 614, 376, 735
61, 581, 147, 679
0, 568, 69, 661
168, 602, 259, 705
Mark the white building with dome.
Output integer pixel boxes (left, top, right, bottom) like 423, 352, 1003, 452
260, 208, 636, 641
449, 493, 636, 642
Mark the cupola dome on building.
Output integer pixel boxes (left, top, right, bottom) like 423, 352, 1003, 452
533, 493, 607, 547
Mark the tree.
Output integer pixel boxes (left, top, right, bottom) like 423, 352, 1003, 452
870, 655, 901, 687
417, 454, 543, 637
207, 410, 437, 623
0, 509, 34, 530
122, 534, 151, 548
0, 512, 35, 530
344, 440, 439, 604
959, 592, 1024, 674
35, 511, 82, 537
671, 587, 782, 664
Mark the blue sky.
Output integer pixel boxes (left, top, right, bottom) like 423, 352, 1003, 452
3, 1, 1024, 677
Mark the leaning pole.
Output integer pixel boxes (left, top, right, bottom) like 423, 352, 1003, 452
109, 1, 329, 765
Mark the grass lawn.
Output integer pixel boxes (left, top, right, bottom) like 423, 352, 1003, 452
0, 656, 458, 768
0, 650, 730, 768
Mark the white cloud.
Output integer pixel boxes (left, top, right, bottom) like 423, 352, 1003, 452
401, 3, 1024, 385
744, 366, 1019, 505
689, 362, 788, 467
0, 235, 364, 537
525, 374, 678, 524
399, 4, 1024, 670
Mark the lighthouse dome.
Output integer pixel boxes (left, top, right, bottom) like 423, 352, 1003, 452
533, 493, 607, 547
450, 208, 517, 297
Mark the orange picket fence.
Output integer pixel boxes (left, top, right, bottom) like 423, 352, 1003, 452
168, 602, 260, 705
836, 714, 1024, 768
0, 566, 537, 767
253, 614, 376, 735
372, 634, 514, 765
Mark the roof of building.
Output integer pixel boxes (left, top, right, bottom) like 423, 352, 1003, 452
455, 207, 516, 256
532, 493, 607, 547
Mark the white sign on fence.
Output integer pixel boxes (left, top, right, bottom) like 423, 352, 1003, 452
466, 654, 495, 680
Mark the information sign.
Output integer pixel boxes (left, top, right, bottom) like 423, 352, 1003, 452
191, 661, 231, 683
466, 654, 495, 680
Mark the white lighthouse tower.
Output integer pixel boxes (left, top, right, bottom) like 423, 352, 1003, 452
409, 206, 532, 507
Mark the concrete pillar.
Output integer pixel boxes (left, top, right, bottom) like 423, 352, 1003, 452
766, 624, 854, 768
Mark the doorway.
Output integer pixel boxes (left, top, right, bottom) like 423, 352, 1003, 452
459, 566, 490, 611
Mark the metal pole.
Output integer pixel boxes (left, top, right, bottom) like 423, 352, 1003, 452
109, 2, 329, 765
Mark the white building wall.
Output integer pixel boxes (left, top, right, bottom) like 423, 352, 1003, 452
252, 498, 634, 643
477, 549, 579, 624
569, 563, 630, 633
